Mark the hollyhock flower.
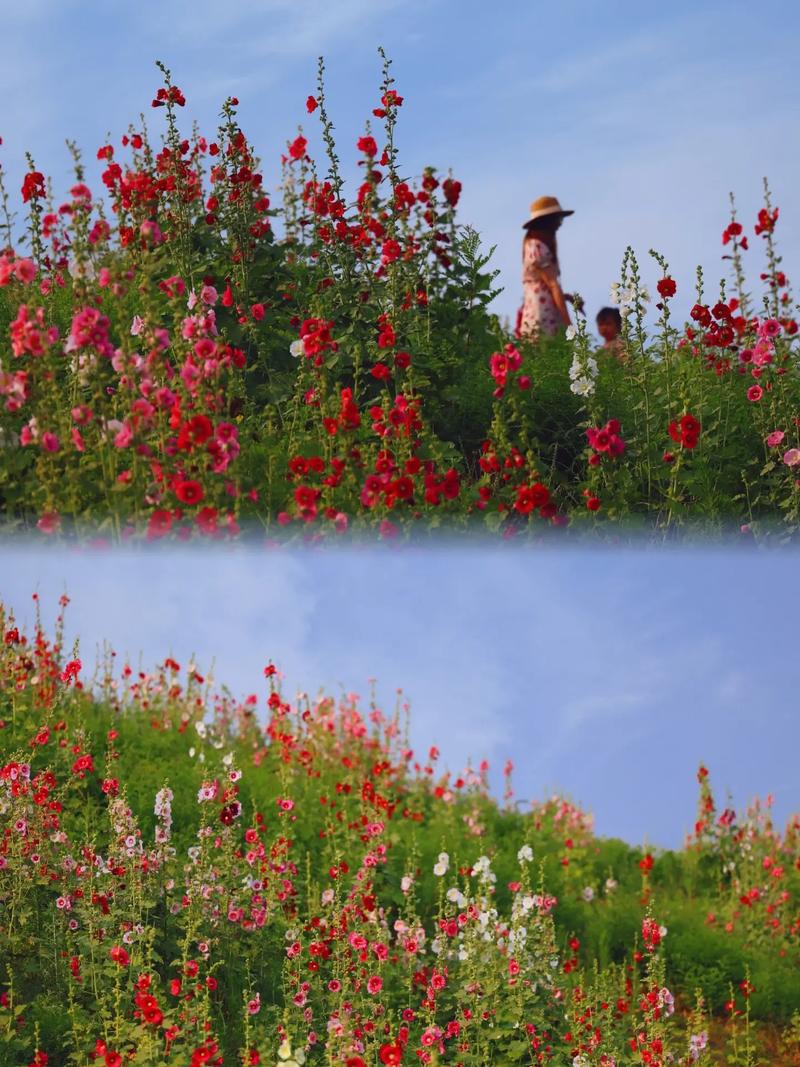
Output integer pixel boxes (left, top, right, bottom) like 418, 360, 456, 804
760, 318, 782, 338
766, 430, 785, 447
357, 135, 378, 156
22, 171, 46, 202
747, 385, 763, 402
570, 377, 594, 397
782, 448, 800, 467
656, 277, 677, 299
146, 510, 173, 540
14, 258, 36, 285
174, 480, 204, 505
36, 511, 61, 535
433, 852, 449, 876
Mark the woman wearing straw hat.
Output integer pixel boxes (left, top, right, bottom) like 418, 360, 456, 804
520, 196, 574, 338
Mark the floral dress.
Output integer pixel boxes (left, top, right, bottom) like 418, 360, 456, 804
520, 237, 562, 337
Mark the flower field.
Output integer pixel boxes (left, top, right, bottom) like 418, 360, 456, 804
0, 59, 799, 540
1, 597, 799, 1066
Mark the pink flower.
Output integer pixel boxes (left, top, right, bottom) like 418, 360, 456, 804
36, 512, 61, 535
766, 430, 785, 448
200, 284, 218, 306
783, 448, 800, 467
14, 258, 36, 285
41, 431, 60, 452
747, 385, 763, 402
114, 422, 133, 448
759, 318, 782, 339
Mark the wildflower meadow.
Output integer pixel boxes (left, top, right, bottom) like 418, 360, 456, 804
0, 596, 799, 1066
0, 58, 798, 541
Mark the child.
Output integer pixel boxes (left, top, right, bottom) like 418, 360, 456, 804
596, 307, 626, 360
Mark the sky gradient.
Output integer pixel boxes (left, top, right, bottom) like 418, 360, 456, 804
0, 1, 798, 330
1, 543, 796, 851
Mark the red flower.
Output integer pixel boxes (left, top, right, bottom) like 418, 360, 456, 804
357, 135, 378, 157
442, 178, 462, 207
109, 945, 130, 967
380, 1044, 403, 1066
174, 480, 204, 505
147, 509, 173, 540
288, 136, 307, 161
60, 659, 82, 683
177, 415, 213, 451
306, 95, 318, 113
22, 171, 46, 203
656, 277, 676, 299
586, 495, 601, 512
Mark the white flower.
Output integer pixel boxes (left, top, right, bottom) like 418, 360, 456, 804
289, 339, 305, 358
605, 877, 618, 892
582, 886, 595, 902
278, 1039, 293, 1060
400, 875, 413, 893
433, 852, 449, 877
517, 844, 533, 863
570, 377, 594, 397
565, 324, 578, 341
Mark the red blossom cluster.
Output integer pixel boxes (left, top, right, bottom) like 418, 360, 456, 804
586, 419, 626, 464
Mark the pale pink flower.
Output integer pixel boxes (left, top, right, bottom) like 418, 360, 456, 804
783, 448, 800, 467
766, 430, 785, 448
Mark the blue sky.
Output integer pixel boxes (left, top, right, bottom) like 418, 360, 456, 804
1, 544, 796, 851
1, 1, 798, 329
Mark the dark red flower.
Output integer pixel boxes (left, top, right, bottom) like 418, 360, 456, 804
656, 277, 676, 299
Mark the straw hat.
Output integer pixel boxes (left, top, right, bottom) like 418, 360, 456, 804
523, 195, 574, 228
